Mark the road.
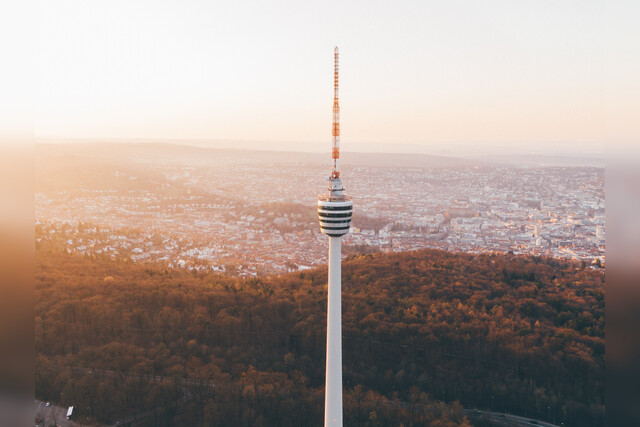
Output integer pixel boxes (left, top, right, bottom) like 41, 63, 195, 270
35, 399, 78, 427
464, 409, 561, 427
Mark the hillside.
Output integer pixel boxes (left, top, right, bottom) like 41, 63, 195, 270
35, 142, 481, 193
35, 248, 604, 426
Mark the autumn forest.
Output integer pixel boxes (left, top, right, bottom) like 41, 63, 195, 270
35, 247, 604, 426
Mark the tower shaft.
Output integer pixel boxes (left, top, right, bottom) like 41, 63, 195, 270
325, 236, 343, 426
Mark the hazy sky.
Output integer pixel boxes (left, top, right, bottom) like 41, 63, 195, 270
4, 1, 639, 153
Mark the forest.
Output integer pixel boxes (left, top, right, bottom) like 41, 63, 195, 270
35, 247, 604, 426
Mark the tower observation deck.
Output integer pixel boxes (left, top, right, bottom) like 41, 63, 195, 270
318, 46, 351, 427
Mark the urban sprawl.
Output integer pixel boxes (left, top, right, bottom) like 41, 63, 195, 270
36, 153, 604, 276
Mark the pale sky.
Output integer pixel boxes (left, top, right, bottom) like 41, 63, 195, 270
3, 1, 640, 154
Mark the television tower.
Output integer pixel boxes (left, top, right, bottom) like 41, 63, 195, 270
318, 46, 352, 427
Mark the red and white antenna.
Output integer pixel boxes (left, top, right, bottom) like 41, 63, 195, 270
331, 46, 340, 179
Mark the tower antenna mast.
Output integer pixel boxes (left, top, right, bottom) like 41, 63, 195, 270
331, 47, 340, 179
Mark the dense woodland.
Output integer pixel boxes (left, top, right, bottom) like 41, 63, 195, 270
35, 248, 604, 426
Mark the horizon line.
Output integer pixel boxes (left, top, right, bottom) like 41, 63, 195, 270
35, 137, 605, 158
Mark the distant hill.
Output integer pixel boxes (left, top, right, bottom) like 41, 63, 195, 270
35, 142, 486, 196
36, 141, 484, 168
37, 140, 605, 170
35, 248, 603, 426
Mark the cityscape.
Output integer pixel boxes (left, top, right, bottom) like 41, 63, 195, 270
35, 143, 604, 276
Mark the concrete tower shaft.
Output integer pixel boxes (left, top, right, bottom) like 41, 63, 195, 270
325, 236, 342, 426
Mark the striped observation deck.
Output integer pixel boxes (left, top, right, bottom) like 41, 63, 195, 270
318, 196, 353, 237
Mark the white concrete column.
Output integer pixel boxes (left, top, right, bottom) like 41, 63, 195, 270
325, 236, 343, 426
